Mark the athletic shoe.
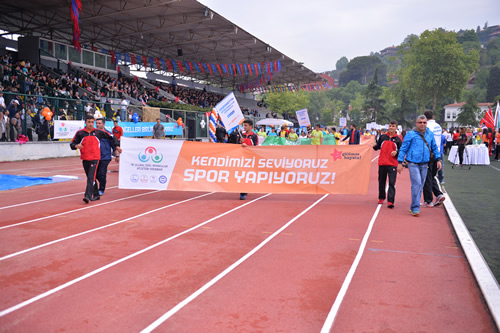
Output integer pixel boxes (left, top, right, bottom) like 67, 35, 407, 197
434, 194, 445, 206
410, 210, 420, 217
387, 202, 394, 209
239, 194, 246, 200
99, 190, 104, 196
83, 197, 90, 204
91, 196, 100, 201
378, 199, 384, 204
420, 202, 434, 207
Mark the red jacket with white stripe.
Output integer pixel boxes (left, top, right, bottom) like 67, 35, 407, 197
373, 133, 402, 166
70, 127, 118, 161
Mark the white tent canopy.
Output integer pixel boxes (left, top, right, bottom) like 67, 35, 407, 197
256, 119, 294, 127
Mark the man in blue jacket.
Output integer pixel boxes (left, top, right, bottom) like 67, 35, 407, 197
397, 115, 442, 217
95, 118, 119, 196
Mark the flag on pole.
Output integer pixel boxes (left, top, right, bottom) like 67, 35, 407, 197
495, 101, 500, 130
480, 106, 495, 128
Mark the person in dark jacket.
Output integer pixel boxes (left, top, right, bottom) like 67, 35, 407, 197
373, 120, 402, 208
95, 118, 119, 196
70, 115, 121, 203
342, 124, 360, 144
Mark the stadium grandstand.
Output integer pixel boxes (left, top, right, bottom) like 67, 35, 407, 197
0, 0, 326, 141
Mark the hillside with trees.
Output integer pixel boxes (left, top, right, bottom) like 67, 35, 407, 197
264, 23, 500, 129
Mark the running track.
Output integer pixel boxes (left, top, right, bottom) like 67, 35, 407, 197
0, 155, 495, 332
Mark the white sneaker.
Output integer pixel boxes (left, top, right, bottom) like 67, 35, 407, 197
434, 194, 445, 206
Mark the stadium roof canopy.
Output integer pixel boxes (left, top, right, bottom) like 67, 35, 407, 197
0, 0, 321, 89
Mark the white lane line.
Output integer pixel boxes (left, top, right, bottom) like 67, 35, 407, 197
0, 193, 270, 318
8, 167, 84, 176
0, 162, 79, 172
0, 192, 215, 262
140, 193, 329, 333
443, 192, 500, 329
0, 190, 158, 230
320, 202, 382, 333
0, 186, 118, 210
488, 163, 500, 171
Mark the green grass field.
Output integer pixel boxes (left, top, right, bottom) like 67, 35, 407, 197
441, 154, 500, 283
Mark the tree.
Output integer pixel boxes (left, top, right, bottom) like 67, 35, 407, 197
457, 94, 479, 126
336, 56, 349, 71
363, 69, 387, 122
265, 91, 309, 115
399, 29, 479, 112
339, 56, 387, 86
391, 88, 416, 128
486, 66, 500, 102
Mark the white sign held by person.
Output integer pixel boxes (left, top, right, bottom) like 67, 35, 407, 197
295, 109, 311, 127
339, 118, 347, 127
214, 92, 244, 134
53, 120, 85, 139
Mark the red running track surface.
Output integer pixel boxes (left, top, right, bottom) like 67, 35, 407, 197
0, 155, 495, 332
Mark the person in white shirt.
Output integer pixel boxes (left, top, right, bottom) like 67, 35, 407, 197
422, 110, 445, 207
120, 97, 128, 122
444, 129, 453, 155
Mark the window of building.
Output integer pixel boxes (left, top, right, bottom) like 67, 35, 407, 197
82, 50, 94, 66
40, 39, 53, 57
68, 46, 81, 63
55, 43, 67, 60
107, 56, 116, 70
95, 53, 106, 68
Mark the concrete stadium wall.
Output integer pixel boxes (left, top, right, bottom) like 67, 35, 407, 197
0, 142, 80, 162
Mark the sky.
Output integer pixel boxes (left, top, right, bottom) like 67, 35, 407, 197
199, 0, 500, 73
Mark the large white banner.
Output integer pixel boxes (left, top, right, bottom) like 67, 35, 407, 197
53, 120, 85, 139
119, 137, 184, 190
295, 109, 311, 127
215, 92, 244, 134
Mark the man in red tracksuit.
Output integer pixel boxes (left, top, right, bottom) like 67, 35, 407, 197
239, 119, 259, 200
372, 120, 402, 208
70, 115, 121, 204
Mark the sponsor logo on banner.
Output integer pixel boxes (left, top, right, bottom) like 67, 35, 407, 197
159, 175, 168, 184
138, 147, 163, 163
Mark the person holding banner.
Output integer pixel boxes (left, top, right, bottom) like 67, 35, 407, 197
342, 124, 361, 144
95, 118, 120, 196
239, 119, 258, 200
310, 124, 323, 145
70, 115, 121, 204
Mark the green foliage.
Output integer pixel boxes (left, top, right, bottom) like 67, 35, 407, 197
147, 100, 211, 112
486, 66, 500, 102
363, 69, 387, 122
399, 29, 479, 111
387, 85, 416, 128
339, 56, 387, 86
336, 56, 349, 71
457, 94, 480, 126
486, 38, 500, 65
308, 91, 345, 125
265, 91, 310, 115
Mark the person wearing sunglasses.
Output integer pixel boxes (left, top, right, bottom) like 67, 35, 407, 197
397, 115, 442, 217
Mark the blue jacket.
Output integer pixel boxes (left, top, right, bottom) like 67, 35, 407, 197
397, 128, 441, 164
100, 129, 117, 161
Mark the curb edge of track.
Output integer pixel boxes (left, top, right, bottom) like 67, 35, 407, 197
440, 182, 500, 330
